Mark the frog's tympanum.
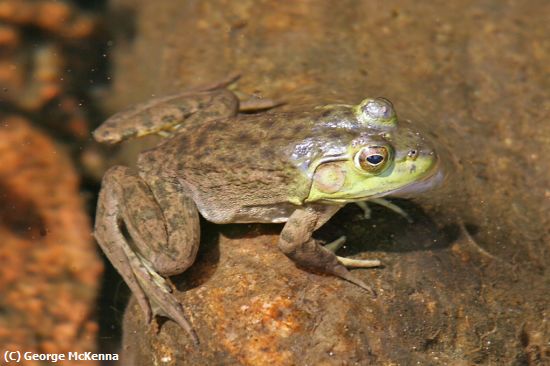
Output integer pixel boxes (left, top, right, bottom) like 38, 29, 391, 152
93, 86, 440, 344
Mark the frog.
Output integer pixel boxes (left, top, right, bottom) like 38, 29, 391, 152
93, 82, 440, 345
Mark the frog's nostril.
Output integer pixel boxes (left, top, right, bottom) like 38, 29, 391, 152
407, 149, 418, 160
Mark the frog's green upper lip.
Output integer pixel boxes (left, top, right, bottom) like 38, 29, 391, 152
313, 157, 443, 204
382, 158, 443, 198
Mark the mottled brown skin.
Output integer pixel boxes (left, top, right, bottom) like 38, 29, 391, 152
139, 109, 370, 223
95, 166, 202, 342
93, 88, 438, 345
93, 89, 240, 144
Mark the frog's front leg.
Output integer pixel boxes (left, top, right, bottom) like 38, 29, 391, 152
94, 166, 200, 344
356, 198, 413, 223
278, 206, 378, 296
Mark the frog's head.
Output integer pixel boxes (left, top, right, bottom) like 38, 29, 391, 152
305, 123, 440, 203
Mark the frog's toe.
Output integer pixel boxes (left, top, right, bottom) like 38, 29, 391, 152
337, 256, 381, 268
123, 248, 199, 345
323, 235, 347, 252
147, 288, 199, 346
324, 236, 381, 268
138, 275, 199, 345
239, 97, 284, 112
194, 72, 241, 92
331, 264, 377, 297
365, 198, 413, 223
325, 236, 380, 295
355, 201, 372, 219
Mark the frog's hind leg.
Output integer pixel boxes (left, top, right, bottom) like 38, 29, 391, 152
278, 206, 378, 296
94, 166, 200, 345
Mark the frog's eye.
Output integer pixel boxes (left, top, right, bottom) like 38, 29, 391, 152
354, 146, 390, 173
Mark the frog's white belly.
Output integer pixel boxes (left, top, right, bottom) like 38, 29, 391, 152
200, 202, 298, 224
230, 204, 299, 223
195, 198, 344, 225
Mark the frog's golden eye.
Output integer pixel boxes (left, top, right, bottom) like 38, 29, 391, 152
354, 146, 390, 173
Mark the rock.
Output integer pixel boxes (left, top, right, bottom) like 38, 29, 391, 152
0, 116, 102, 364
103, 0, 550, 364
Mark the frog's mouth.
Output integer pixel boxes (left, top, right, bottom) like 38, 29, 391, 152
305, 149, 443, 204
344, 157, 443, 202
310, 161, 443, 204
382, 159, 444, 199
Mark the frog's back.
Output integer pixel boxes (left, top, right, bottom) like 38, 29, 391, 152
138, 112, 320, 223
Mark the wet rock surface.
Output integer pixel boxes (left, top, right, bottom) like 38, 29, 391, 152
103, 0, 549, 364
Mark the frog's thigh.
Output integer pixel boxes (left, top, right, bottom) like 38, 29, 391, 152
278, 207, 376, 295
98, 166, 199, 276
132, 173, 200, 276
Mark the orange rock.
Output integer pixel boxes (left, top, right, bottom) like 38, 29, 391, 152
37, 1, 72, 32
0, 24, 18, 47
64, 16, 96, 39
0, 116, 102, 363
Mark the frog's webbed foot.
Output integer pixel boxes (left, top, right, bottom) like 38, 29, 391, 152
356, 198, 413, 223
279, 207, 378, 296
122, 245, 199, 343
94, 166, 200, 345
